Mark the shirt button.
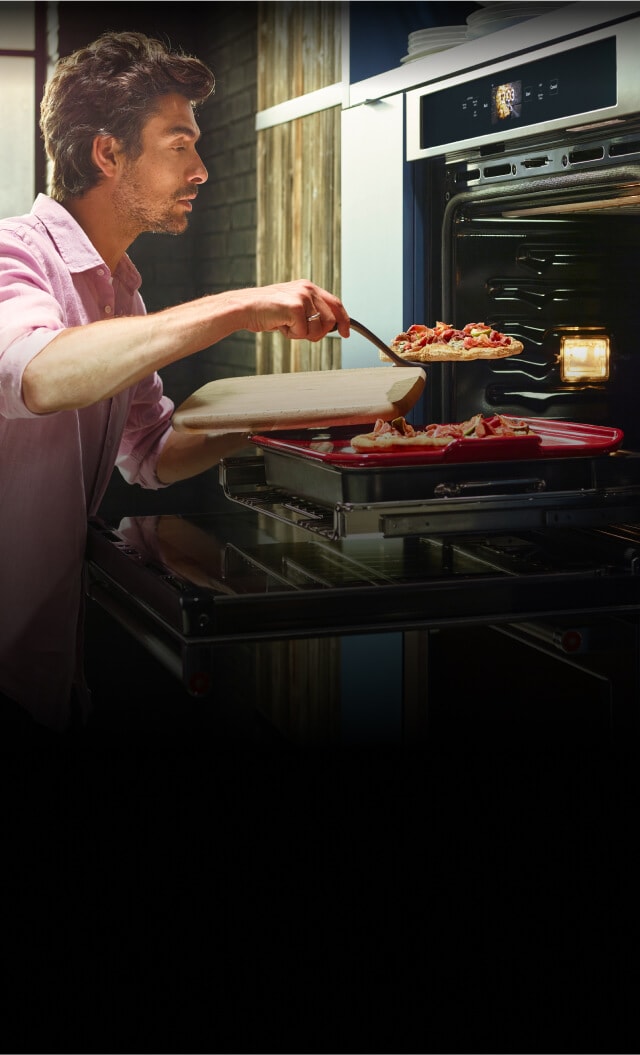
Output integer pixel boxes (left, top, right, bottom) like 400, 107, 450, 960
104, 305, 112, 315
97, 269, 105, 277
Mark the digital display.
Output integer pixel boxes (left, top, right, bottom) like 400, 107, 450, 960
419, 37, 617, 151
492, 80, 522, 124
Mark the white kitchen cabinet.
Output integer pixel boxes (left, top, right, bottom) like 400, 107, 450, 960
340, 94, 406, 368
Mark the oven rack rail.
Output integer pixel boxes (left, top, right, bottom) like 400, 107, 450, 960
220, 456, 640, 541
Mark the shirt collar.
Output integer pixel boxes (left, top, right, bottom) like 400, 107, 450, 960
31, 193, 142, 294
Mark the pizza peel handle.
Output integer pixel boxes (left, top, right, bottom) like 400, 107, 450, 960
171, 365, 427, 435
345, 318, 416, 367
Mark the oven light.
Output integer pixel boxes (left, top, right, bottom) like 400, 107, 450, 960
560, 336, 610, 382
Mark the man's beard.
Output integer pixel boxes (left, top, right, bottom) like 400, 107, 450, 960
112, 170, 191, 237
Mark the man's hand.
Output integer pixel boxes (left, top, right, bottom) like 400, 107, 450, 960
227, 279, 351, 341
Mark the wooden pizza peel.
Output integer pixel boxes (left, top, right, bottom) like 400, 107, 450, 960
171, 366, 426, 435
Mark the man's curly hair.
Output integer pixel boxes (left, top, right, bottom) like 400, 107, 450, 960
40, 31, 215, 201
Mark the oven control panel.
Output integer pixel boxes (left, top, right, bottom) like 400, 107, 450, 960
406, 19, 640, 160
421, 37, 614, 151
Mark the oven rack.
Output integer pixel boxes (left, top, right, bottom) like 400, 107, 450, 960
219, 456, 640, 541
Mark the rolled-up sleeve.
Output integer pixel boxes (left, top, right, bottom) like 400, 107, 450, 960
0, 246, 66, 419
115, 371, 175, 490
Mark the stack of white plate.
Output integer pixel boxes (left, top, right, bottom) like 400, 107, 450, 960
400, 25, 469, 64
466, 2, 564, 39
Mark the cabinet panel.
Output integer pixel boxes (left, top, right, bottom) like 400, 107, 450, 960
340, 95, 405, 367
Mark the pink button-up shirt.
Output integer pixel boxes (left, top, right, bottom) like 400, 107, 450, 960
0, 194, 174, 728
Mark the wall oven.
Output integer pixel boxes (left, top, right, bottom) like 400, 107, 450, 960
401, 2, 640, 446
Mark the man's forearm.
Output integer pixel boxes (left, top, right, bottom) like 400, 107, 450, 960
20, 279, 351, 416
156, 428, 252, 485
20, 293, 243, 414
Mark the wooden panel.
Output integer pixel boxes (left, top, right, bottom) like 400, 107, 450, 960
256, 2, 342, 375
254, 638, 342, 745
255, 3, 343, 711
256, 107, 341, 374
257, 1, 342, 110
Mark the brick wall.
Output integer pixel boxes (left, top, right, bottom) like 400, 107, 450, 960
126, 4, 259, 407
196, 4, 259, 383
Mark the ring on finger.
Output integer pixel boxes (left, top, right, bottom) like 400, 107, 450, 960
306, 312, 321, 321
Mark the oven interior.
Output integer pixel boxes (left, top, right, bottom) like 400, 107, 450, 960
410, 121, 640, 447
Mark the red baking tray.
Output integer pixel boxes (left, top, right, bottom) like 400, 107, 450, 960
250, 418, 624, 467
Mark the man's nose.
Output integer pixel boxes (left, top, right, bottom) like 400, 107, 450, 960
190, 153, 208, 184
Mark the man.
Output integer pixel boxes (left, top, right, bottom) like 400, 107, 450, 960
0, 31, 350, 733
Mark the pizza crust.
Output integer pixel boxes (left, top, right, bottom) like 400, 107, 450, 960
379, 339, 524, 363
351, 431, 453, 451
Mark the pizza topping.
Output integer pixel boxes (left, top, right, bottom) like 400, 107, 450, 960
382, 413, 533, 439
383, 321, 524, 362
424, 413, 534, 439
393, 321, 513, 351
350, 414, 535, 451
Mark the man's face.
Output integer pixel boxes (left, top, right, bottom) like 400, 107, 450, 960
112, 92, 208, 236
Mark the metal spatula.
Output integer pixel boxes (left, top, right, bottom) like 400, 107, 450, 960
346, 317, 415, 368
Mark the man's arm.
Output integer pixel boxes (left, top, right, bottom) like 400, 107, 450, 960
21, 281, 350, 414
156, 429, 253, 485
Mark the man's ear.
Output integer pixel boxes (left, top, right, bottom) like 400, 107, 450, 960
91, 134, 122, 178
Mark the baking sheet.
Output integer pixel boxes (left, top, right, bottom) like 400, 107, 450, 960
250, 418, 624, 467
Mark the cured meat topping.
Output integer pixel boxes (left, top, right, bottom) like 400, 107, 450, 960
381, 321, 524, 362
351, 413, 534, 448
391, 321, 516, 354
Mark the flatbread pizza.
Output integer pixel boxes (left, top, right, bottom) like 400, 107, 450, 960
379, 321, 524, 363
351, 413, 535, 452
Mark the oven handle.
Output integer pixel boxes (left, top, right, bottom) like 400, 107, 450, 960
434, 477, 546, 497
